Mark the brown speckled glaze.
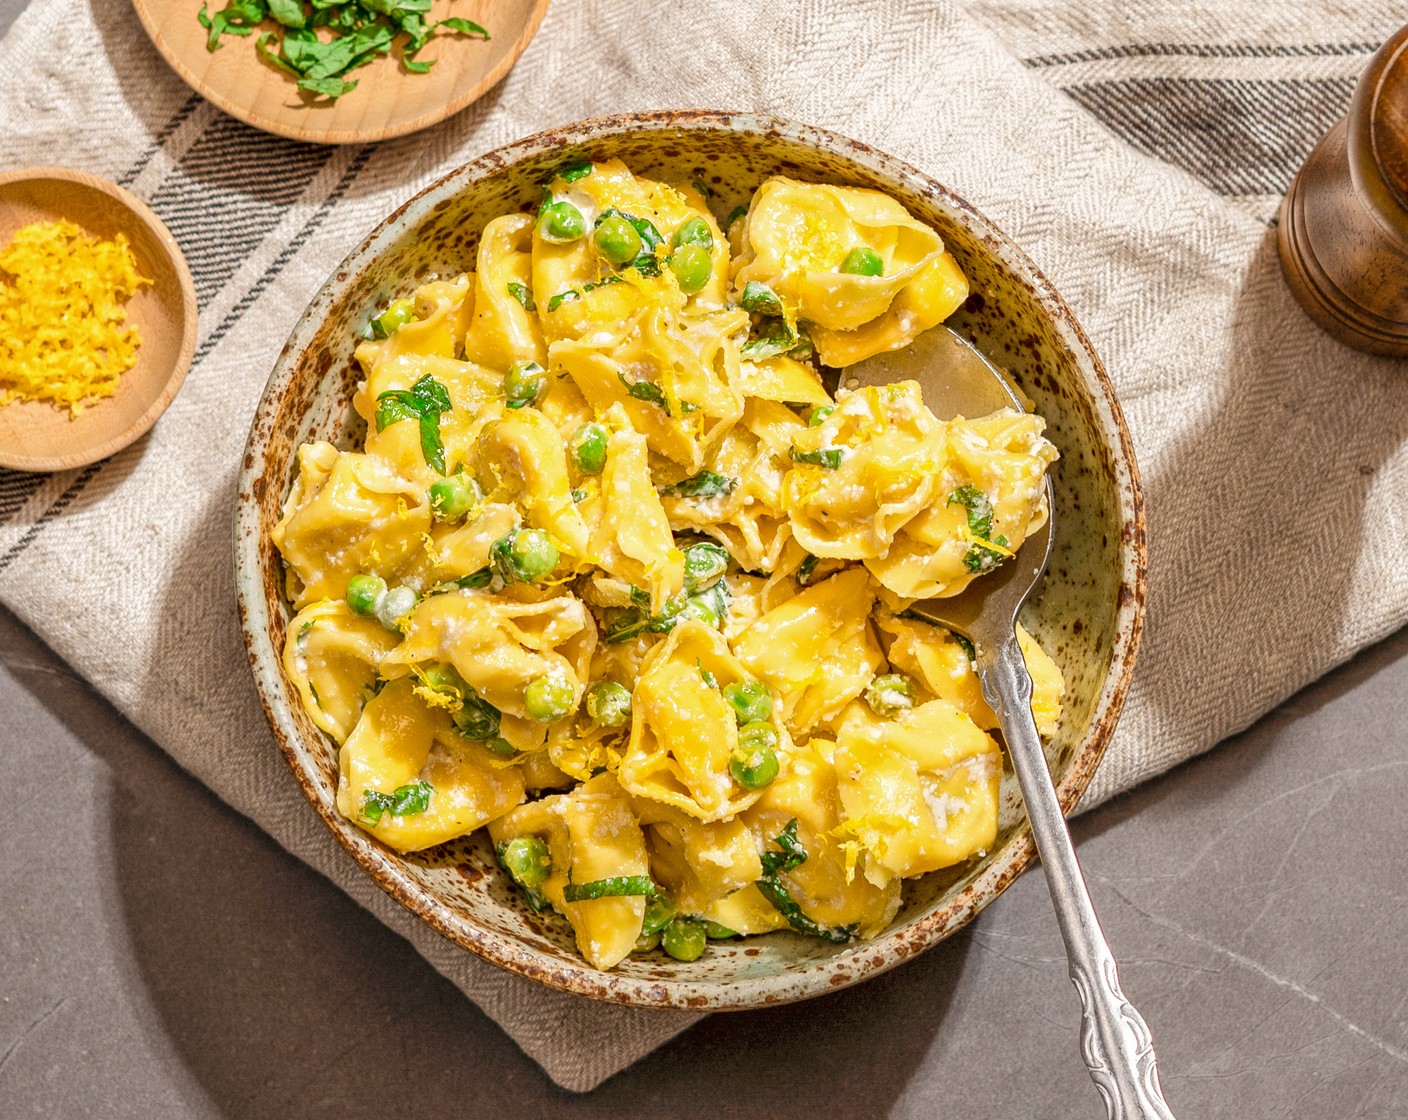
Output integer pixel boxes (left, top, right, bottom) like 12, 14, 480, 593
234, 111, 1147, 1010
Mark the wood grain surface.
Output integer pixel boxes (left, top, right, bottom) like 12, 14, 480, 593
131, 0, 550, 144
0, 167, 198, 473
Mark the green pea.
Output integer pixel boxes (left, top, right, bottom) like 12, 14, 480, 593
503, 360, 547, 409
452, 694, 502, 740
369, 298, 415, 338
840, 246, 884, 276
722, 679, 773, 725
635, 931, 662, 953
345, 573, 386, 617
641, 896, 677, 937
669, 244, 712, 294
420, 662, 467, 697
672, 215, 714, 250
538, 200, 587, 243
375, 585, 418, 630
702, 921, 739, 940
730, 742, 779, 789
585, 680, 632, 727
865, 672, 917, 717
737, 720, 780, 754
682, 593, 720, 628
661, 918, 707, 962
593, 214, 644, 265
500, 836, 551, 889
809, 405, 835, 427
428, 473, 482, 522
682, 541, 729, 592
570, 422, 608, 475
491, 528, 559, 584
525, 675, 576, 722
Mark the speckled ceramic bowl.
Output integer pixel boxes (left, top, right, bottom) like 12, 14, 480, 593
235, 111, 1146, 1010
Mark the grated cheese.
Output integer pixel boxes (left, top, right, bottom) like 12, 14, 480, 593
0, 219, 150, 415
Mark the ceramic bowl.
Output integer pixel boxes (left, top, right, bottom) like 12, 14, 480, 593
235, 111, 1146, 1010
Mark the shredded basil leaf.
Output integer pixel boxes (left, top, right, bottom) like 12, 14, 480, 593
740, 280, 783, 317
201, 0, 489, 101
616, 372, 671, 412
557, 160, 593, 183
725, 204, 748, 227
754, 819, 856, 943
963, 537, 1010, 573
548, 275, 621, 313
795, 554, 819, 585
507, 281, 536, 312
947, 485, 994, 538
562, 875, 655, 902
789, 447, 843, 470
660, 470, 737, 499
374, 374, 451, 473
359, 779, 432, 826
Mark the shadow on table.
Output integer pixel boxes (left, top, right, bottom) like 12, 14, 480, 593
3, 564, 959, 1120
1099, 221, 1408, 824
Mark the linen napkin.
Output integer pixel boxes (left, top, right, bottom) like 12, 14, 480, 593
2, 0, 1405, 1092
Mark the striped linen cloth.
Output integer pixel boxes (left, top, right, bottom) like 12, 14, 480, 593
1, 0, 1404, 1092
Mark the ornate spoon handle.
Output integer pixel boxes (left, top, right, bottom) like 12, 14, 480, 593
980, 633, 1176, 1119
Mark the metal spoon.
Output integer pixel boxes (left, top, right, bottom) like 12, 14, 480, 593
844, 328, 1176, 1120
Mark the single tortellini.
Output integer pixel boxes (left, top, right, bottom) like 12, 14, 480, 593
488, 772, 650, 970
865, 407, 1058, 599
552, 303, 746, 473
583, 405, 684, 612
783, 381, 947, 561
354, 352, 505, 485
381, 589, 595, 752
620, 621, 781, 822
733, 177, 968, 366
632, 796, 763, 916
463, 213, 547, 371
879, 613, 1065, 737
659, 398, 804, 574
283, 599, 401, 743
732, 567, 885, 736
272, 443, 431, 609
337, 677, 526, 854
831, 699, 1002, 887
473, 408, 591, 561
738, 739, 901, 938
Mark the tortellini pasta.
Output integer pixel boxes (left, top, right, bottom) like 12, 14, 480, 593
271, 160, 1063, 971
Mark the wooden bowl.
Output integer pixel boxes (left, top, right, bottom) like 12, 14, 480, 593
235, 112, 1147, 1009
0, 168, 197, 473
132, 0, 551, 145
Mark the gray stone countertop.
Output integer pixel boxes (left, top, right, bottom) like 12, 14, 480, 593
5, 603, 1408, 1119
2, 1, 1407, 1113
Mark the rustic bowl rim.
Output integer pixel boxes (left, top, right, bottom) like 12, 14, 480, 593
234, 109, 1147, 1011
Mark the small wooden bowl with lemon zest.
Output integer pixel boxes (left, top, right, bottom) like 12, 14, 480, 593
0, 168, 198, 473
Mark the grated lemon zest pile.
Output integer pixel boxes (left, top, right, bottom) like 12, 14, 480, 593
0, 220, 150, 415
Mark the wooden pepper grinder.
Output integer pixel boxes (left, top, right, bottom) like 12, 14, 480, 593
1278, 25, 1408, 356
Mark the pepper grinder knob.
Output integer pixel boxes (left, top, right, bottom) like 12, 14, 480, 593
1278, 25, 1408, 356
